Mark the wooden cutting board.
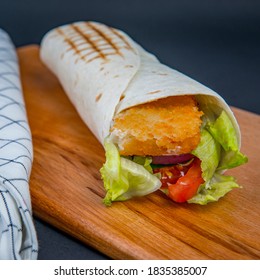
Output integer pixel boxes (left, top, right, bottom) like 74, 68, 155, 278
18, 45, 260, 260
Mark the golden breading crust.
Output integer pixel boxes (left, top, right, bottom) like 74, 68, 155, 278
111, 95, 203, 156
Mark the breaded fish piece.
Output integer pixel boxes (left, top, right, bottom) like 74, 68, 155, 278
111, 95, 203, 156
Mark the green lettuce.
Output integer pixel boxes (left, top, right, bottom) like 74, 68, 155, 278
188, 173, 240, 205
100, 139, 161, 206
131, 156, 153, 173
207, 111, 248, 171
189, 111, 248, 204
191, 129, 221, 182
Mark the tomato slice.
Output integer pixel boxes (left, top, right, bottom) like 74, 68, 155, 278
153, 164, 191, 189
168, 158, 204, 203
153, 157, 204, 203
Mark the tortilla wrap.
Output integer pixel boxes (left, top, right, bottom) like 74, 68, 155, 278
40, 21, 240, 146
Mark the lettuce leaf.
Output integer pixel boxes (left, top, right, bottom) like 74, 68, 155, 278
207, 110, 238, 151
191, 129, 221, 182
188, 173, 240, 205
132, 156, 153, 173
207, 110, 248, 170
188, 111, 248, 204
100, 139, 161, 206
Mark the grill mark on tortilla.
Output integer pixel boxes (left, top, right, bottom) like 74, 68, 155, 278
148, 90, 161, 94
57, 28, 87, 62
158, 73, 168, 76
95, 93, 103, 102
86, 22, 123, 57
57, 23, 135, 64
82, 48, 122, 60
151, 71, 168, 76
119, 94, 125, 101
87, 55, 105, 63
110, 28, 134, 52
71, 24, 107, 61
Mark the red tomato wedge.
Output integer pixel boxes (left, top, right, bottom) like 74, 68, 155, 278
153, 157, 204, 203
168, 158, 204, 202
153, 164, 191, 189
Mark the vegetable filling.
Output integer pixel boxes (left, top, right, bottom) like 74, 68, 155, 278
101, 110, 248, 206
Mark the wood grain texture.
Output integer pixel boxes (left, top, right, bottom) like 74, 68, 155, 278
18, 45, 260, 260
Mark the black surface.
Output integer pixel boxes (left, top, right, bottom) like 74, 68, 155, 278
34, 219, 109, 260
1, 0, 259, 260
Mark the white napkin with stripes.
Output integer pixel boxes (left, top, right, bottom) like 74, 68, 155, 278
0, 29, 38, 259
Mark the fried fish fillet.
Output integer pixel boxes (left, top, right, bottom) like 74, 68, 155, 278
110, 95, 203, 156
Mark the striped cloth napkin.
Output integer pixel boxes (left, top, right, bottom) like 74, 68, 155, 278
0, 29, 38, 259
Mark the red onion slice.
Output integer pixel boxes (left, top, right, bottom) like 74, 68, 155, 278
152, 154, 194, 165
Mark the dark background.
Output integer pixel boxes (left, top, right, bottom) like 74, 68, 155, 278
1, 0, 259, 259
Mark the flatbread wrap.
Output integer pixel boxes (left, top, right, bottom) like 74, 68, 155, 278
40, 21, 248, 205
